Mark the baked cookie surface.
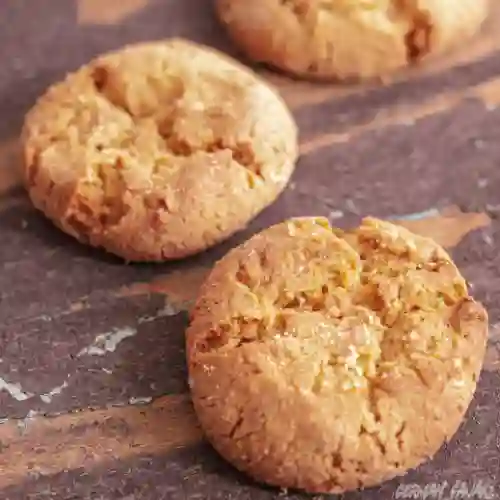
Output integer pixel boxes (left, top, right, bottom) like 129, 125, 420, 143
216, 0, 490, 80
22, 39, 298, 261
187, 217, 488, 494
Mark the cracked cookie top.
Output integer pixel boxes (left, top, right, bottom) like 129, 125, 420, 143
22, 39, 298, 261
216, 0, 489, 80
187, 217, 488, 494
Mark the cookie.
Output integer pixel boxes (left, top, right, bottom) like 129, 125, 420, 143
22, 39, 298, 261
186, 217, 488, 494
216, 0, 490, 80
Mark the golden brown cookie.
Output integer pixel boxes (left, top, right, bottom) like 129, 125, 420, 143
22, 39, 298, 261
186, 217, 488, 494
216, 0, 490, 80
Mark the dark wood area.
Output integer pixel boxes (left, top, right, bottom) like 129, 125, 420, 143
1, 1, 500, 498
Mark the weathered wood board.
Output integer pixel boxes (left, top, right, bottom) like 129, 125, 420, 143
1, 1, 500, 498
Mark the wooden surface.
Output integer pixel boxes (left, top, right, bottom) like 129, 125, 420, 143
1, 1, 500, 498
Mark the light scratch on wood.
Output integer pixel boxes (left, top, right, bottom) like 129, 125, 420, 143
77, 326, 137, 357
0, 375, 71, 406
138, 302, 187, 324
39, 379, 70, 404
128, 396, 153, 405
0, 377, 33, 402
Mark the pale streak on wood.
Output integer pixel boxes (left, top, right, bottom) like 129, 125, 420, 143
472, 77, 500, 108
397, 206, 491, 249
484, 324, 500, 372
77, 0, 149, 25
0, 394, 202, 489
0, 138, 22, 196
299, 92, 460, 155
299, 75, 500, 156
120, 266, 210, 307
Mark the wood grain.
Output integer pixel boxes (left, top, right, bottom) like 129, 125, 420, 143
0, 394, 202, 489
299, 75, 500, 155
1, 373, 498, 499
0, 207, 493, 490
2, 98, 498, 420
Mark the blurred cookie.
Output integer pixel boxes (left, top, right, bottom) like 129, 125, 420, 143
187, 217, 488, 494
22, 39, 298, 261
216, 0, 489, 80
